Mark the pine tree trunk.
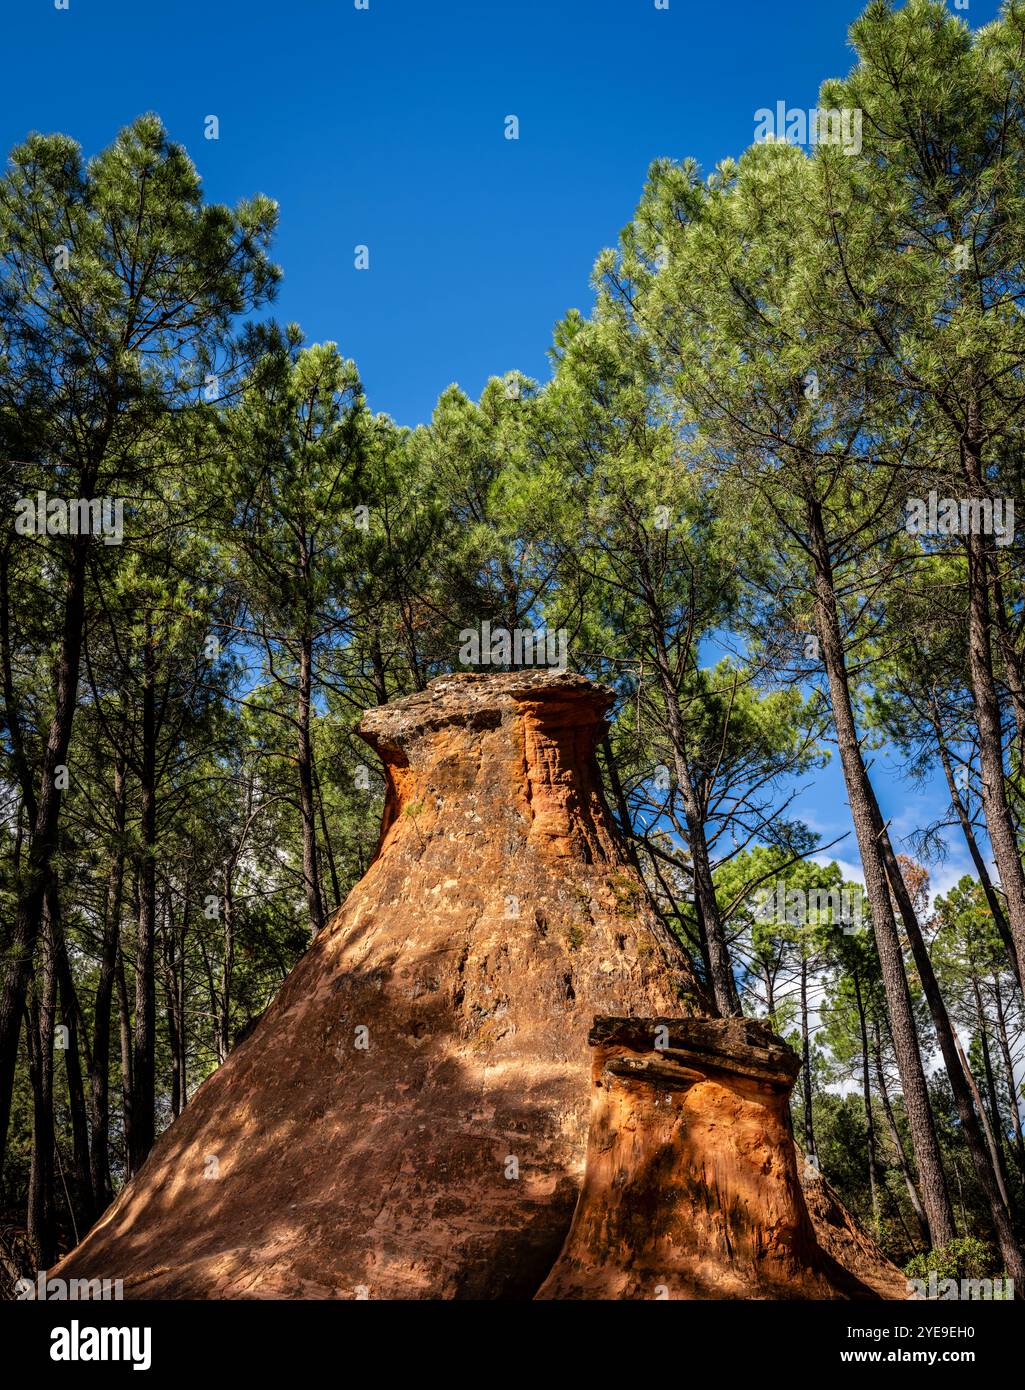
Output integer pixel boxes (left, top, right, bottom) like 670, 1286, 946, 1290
764, 962, 776, 1027
313, 756, 341, 911
800, 951, 816, 1163
870, 799, 1023, 1283
972, 974, 1012, 1204
298, 635, 326, 937
873, 1019, 930, 1247
674, 758, 737, 1016
0, 535, 89, 1170
962, 437, 1025, 991
116, 942, 134, 1171
220, 869, 235, 1064
164, 915, 182, 1121
806, 495, 955, 1245
853, 967, 880, 1233
90, 758, 126, 1211
369, 631, 388, 706
176, 909, 188, 1107
930, 698, 1021, 991
48, 879, 95, 1233
631, 533, 738, 1015
993, 973, 1025, 1180
647, 636, 737, 1015
26, 931, 57, 1269
991, 564, 1025, 766
131, 622, 158, 1172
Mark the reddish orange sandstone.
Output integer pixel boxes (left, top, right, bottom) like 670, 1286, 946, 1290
52, 671, 902, 1300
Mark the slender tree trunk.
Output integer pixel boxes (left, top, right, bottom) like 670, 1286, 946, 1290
646, 638, 737, 1013
800, 950, 816, 1164
672, 752, 738, 1017
26, 925, 57, 1268
369, 631, 388, 705
853, 967, 881, 1233
807, 495, 955, 1245
993, 973, 1025, 1179
90, 757, 126, 1212
131, 621, 158, 1172
176, 900, 188, 1107
600, 735, 641, 868
0, 534, 90, 1169
991, 564, 1025, 767
930, 697, 1021, 992
870, 799, 1023, 1282
25, 995, 48, 1268
882, 1176, 918, 1254
874, 1019, 930, 1248
764, 961, 776, 1027
116, 942, 134, 1171
47, 880, 94, 1233
971, 974, 1012, 1205
632, 534, 738, 1015
951, 1025, 1011, 1214
220, 869, 235, 1064
598, 734, 708, 984
962, 437, 1025, 992
163, 899, 182, 1121
298, 634, 326, 936
56, 991, 92, 1238
313, 756, 341, 911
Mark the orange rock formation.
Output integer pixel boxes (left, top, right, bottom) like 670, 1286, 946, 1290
537, 1016, 906, 1299
51, 670, 903, 1299
52, 672, 705, 1297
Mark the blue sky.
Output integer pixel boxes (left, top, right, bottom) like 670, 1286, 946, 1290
4, 0, 1002, 427
2, 0, 1004, 899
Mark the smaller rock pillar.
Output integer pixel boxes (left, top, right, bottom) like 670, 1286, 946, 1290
537, 1015, 895, 1300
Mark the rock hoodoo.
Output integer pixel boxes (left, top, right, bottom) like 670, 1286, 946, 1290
537, 1016, 906, 1299
51, 670, 903, 1299
51, 671, 707, 1298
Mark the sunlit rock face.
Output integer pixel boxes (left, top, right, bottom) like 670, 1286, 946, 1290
537, 1016, 906, 1301
51, 671, 708, 1299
